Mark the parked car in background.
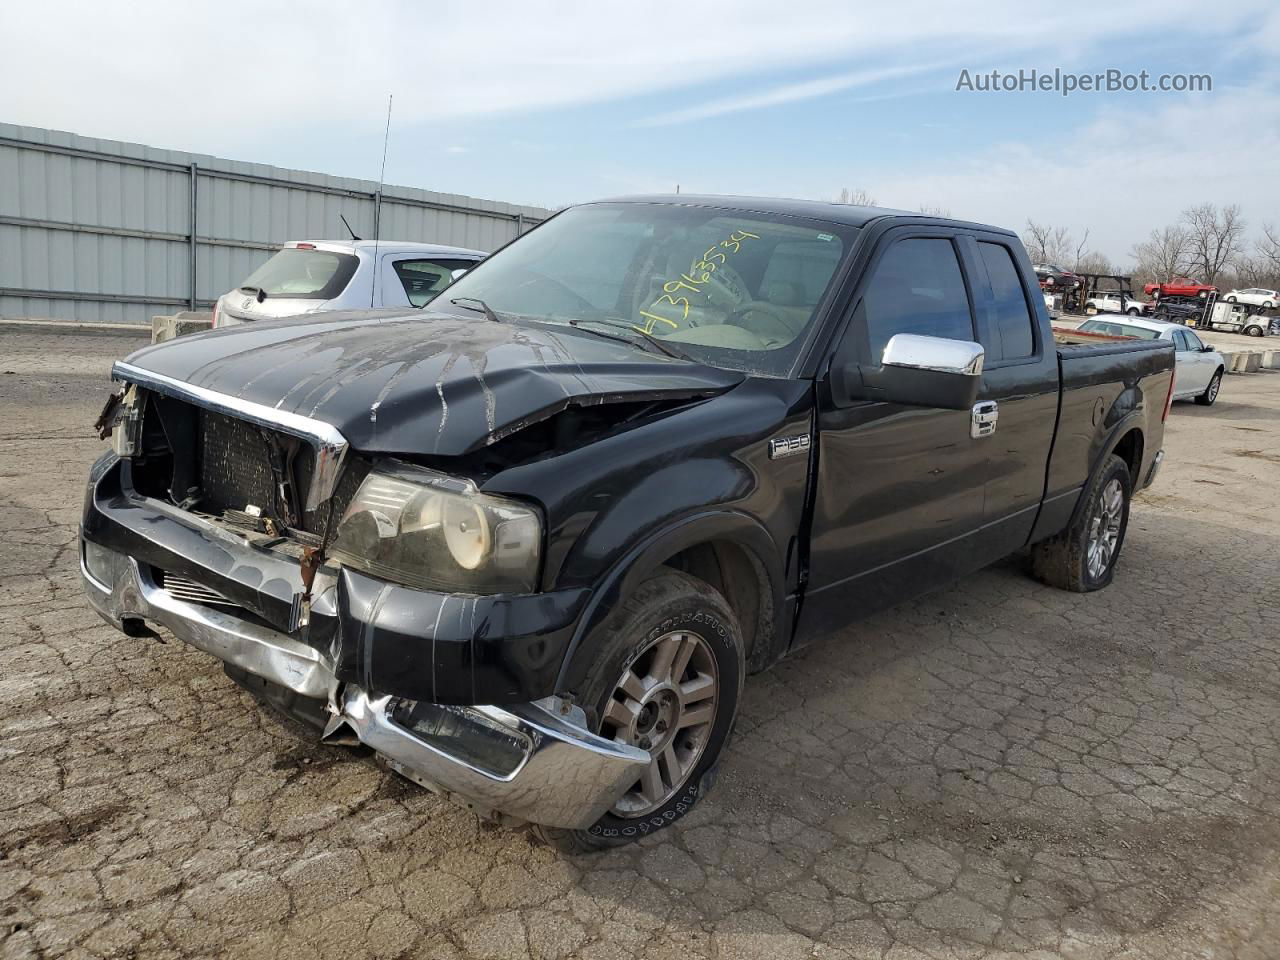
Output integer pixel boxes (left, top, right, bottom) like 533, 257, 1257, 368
1077, 316, 1224, 405
1085, 292, 1152, 316
212, 240, 486, 327
1143, 277, 1216, 299
1033, 263, 1082, 289
87, 197, 1174, 847
1223, 288, 1278, 308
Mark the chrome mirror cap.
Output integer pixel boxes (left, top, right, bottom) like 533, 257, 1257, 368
881, 334, 985, 376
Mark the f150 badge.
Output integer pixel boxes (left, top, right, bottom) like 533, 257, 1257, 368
768, 434, 811, 459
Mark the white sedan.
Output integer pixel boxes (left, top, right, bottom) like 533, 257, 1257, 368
1223, 288, 1278, 308
1077, 316, 1225, 406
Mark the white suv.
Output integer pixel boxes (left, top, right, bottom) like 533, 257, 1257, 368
1223, 288, 1278, 308
213, 240, 485, 327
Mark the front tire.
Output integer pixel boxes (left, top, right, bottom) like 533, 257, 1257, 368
1196, 369, 1223, 405
1245, 325, 1264, 337
1226, 295, 1238, 303
1030, 455, 1132, 593
1127, 307, 1140, 316
535, 569, 744, 852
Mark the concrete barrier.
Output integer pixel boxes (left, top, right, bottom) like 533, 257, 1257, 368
152, 312, 214, 343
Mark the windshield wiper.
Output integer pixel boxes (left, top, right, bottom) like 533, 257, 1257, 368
568, 317, 695, 362
239, 286, 268, 303
449, 297, 504, 323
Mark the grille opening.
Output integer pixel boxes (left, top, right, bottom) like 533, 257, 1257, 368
130, 395, 366, 538
151, 567, 275, 630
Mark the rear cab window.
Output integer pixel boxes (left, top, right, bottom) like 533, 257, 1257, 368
240, 248, 358, 299
974, 241, 1036, 362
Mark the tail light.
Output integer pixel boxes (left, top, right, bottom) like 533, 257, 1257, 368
1162, 370, 1175, 422
211, 301, 220, 328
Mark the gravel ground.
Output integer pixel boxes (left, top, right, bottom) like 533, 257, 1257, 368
1, 332, 1278, 960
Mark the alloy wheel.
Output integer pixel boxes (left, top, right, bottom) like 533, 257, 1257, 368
602, 631, 719, 817
1086, 478, 1124, 580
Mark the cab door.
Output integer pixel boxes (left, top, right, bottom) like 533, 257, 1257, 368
800, 230, 989, 637
960, 236, 1060, 558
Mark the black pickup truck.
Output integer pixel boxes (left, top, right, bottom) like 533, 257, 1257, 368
82, 196, 1175, 849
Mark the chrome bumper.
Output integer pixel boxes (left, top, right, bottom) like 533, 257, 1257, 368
81, 539, 647, 830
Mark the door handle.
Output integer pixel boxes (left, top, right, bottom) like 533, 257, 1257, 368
971, 400, 999, 438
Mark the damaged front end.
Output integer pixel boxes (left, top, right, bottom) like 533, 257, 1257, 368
83, 362, 649, 830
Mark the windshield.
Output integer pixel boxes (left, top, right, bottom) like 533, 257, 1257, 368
239, 248, 359, 300
436, 202, 855, 376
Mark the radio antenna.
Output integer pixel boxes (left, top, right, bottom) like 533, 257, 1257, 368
370, 93, 393, 307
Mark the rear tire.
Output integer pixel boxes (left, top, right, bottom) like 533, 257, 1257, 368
1226, 295, 1238, 303
1196, 369, 1222, 405
534, 568, 744, 852
1030, 455, 1132, 593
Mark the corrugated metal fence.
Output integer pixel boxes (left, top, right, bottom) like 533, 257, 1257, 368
0, 123, 551, 324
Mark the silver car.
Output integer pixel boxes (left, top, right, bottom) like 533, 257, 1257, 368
213, 240, 485, 327
1077, 316, 1225, 406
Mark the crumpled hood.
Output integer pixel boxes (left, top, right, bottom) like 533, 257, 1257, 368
118, 309, 744, 455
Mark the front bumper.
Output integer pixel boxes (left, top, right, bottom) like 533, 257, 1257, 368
81, 540, 647, 829
82, 455, 587, 704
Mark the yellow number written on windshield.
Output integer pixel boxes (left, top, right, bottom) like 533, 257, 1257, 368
636, 230, 759, 335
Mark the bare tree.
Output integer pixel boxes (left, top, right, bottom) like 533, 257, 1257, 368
1074, 251, 1114, 276
1181, 203, 1246, 284
918, 204, 951, 217
838, 187, 877, 206
1255, 222, 1280, 275
1022, 220, 1071, 264
1072, 228, 1091, 271
1131, 225, 1190, 283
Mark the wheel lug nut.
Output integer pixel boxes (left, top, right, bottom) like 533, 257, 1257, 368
655, 720, 667, 732
638, 736, 651, 750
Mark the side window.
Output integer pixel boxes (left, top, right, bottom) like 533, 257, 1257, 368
1184, 330, 1204, 350
393, 259, 472, 307
977, 242, 1036, 360
859, 238, 974, 361
1172, 330, 1191, 351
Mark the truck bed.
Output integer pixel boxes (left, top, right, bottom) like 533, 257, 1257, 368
1031, 328, 1175, 542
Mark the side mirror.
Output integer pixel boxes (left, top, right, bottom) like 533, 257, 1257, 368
835, 334, 984, 410
1201, 344, 1215, 352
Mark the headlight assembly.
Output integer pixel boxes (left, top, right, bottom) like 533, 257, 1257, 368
330, 466, 541, 594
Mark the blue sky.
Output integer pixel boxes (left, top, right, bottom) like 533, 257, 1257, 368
3, 0, 1278, 264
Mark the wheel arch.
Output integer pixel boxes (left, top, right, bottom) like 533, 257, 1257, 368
553, 511, 787, 698
1062, 417, 1145, 534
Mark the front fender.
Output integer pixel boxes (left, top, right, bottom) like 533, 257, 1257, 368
553, 509, 787, 696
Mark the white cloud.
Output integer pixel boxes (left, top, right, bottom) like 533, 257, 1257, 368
635, 60, 967, 126
1, 0, 1267, 152
859, 79, 1280, 261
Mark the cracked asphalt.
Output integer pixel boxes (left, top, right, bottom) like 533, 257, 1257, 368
2, 331, 1279, 960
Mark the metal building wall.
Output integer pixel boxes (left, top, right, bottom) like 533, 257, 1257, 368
0, 123, 551, 324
